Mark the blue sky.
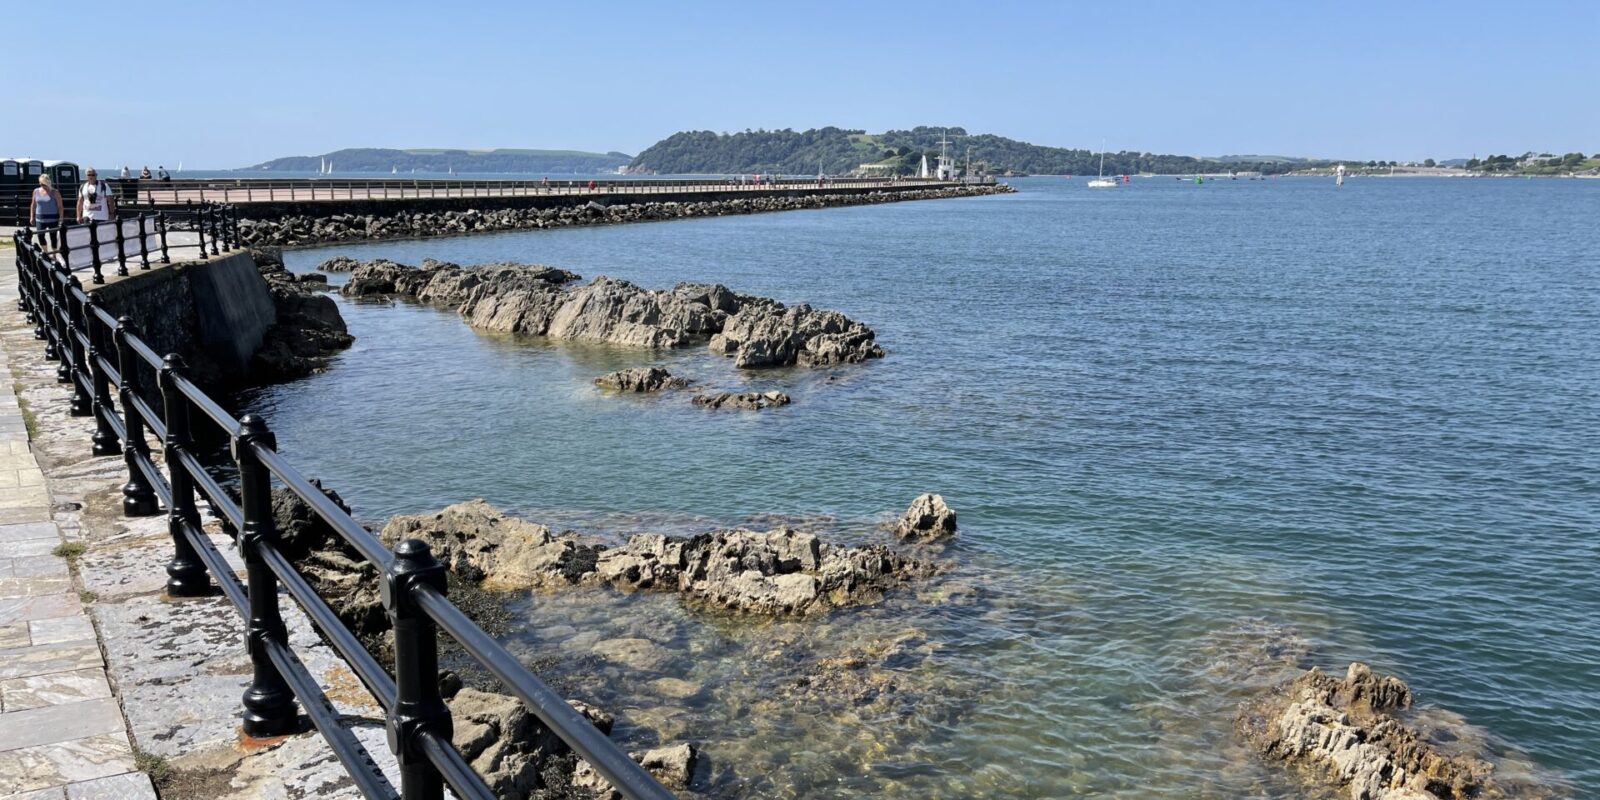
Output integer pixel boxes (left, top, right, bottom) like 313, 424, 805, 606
7, 0, 1595, 168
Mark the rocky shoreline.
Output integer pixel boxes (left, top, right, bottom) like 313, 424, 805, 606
238, 185, 1015, 248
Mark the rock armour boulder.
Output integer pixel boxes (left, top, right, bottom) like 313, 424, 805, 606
691, 390, 791, 410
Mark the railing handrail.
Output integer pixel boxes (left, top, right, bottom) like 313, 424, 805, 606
8, 228, 677, 800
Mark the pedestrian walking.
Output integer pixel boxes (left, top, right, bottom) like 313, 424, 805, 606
77, 168, 117, 222
29, 175, 65, 251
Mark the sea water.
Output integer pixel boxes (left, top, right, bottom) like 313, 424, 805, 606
245, 176, 1600, 797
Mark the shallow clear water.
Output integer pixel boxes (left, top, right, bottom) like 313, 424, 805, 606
246, 177, 1600, 796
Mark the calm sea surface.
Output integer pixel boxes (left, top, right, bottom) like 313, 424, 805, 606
246, 177, 1600, 797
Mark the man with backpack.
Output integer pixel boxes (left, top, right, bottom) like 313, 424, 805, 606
77, 167, 117, 222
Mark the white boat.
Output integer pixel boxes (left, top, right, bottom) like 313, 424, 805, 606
1087, 145, 1117, 188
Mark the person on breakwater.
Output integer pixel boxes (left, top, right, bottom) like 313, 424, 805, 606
29, 174, 64, 251
77, 168, 116, 223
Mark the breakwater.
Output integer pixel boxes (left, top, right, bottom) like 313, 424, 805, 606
239, 184, 1014, 247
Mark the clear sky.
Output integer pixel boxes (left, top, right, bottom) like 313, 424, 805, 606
7, 0, 1596, 169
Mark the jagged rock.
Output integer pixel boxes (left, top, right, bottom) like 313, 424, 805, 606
336, 262, 879, 369
317, 255, 361, 272
594, 367, 689, 393
449, 688, 616, 796
691, 391, 791, 410
380, 500, 593, 589
709, 303, 885, 368
269, 482, 384, 638
572, 743, 700, 796
380, 502, 944, 616
1238, 662, 1498, 800
250, 250, 355, 382
893, 493, 957, 541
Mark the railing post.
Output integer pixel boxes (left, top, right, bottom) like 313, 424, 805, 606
209, 205, 221, 255
44, 267, 64, 364
157, 354, 210, 596
157, 213, 171, 263
64, 278, 91, 415
234, 414, 300, 737
385, 539, 451, 800
84, 296, 121, 456
114, 219, 129, 277
113, 316, 158, 516
87, 221, 105, 284
138, 215, 152, 270
14, 231, 28, 312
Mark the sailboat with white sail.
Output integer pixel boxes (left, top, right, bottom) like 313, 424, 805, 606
1087, 143, 1117, 188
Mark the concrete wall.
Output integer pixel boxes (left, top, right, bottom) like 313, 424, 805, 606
91, 252, 276, 385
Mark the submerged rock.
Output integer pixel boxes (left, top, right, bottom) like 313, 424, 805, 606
691, 390, 791, 411
1238, 662, 1504, 800
594, 367, 690, 393
382, 502, 945, 616
892, 493, 958, 542
573, 742, 699, 796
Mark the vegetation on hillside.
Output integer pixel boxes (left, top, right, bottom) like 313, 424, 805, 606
244, 148, 633, 174
629, 127, 1325, 176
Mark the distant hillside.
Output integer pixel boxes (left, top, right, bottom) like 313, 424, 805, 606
630, 127, 1328, 176
243, 148, 633, 174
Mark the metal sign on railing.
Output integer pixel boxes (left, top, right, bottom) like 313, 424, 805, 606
8, 224, 676, 800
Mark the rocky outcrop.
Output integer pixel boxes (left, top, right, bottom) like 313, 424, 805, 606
240, 185, 1016, 248
691, 390, 790, 410
250, 247, 354, 382
448, 687, 622, 796
316, 255, 361, 272
892, 493, 958, 542
340, 259, 883, 369
1238, 663, 1500, 800
380, 500, 598, 590
594, 367, 689, 393
269, 482, 385, 640
381, 502, 944, 616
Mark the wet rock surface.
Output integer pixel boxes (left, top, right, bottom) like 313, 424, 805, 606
691, 390, 791, 411
892, 493, 958, 542
382, 501, 944, 616
595, 367, 690, 393
1237, 662, 1536, 800
338, 257, 882, 369
240, 185, 1015, 248
250, 247, 354, 382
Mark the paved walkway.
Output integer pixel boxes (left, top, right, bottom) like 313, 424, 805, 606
0, 279, 155, 798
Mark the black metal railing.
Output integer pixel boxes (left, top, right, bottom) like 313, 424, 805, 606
15, 202, 241, 285
9, 229, 676, 800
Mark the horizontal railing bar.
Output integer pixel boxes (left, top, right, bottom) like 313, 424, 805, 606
259, 545, 398, 711
73, 330, 91, 351
262, 638, 398, 800
172, 374, 240, 435
181, 518, 247, 612
252, 446, 393, 570
130, 394, 166, 441
92, 306, 120, 331
127, 337, 164, 370
176, 449, 243, 531
415, 586, 676, 800
73, 372, 93, 398
135, 452, 172, 508
100, 407, 127, 443
418, 729, 497, 800
97, 355, 121, 387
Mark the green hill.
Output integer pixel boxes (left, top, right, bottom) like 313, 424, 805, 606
630, 127, 1326, 176
243, 148, 633, 174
